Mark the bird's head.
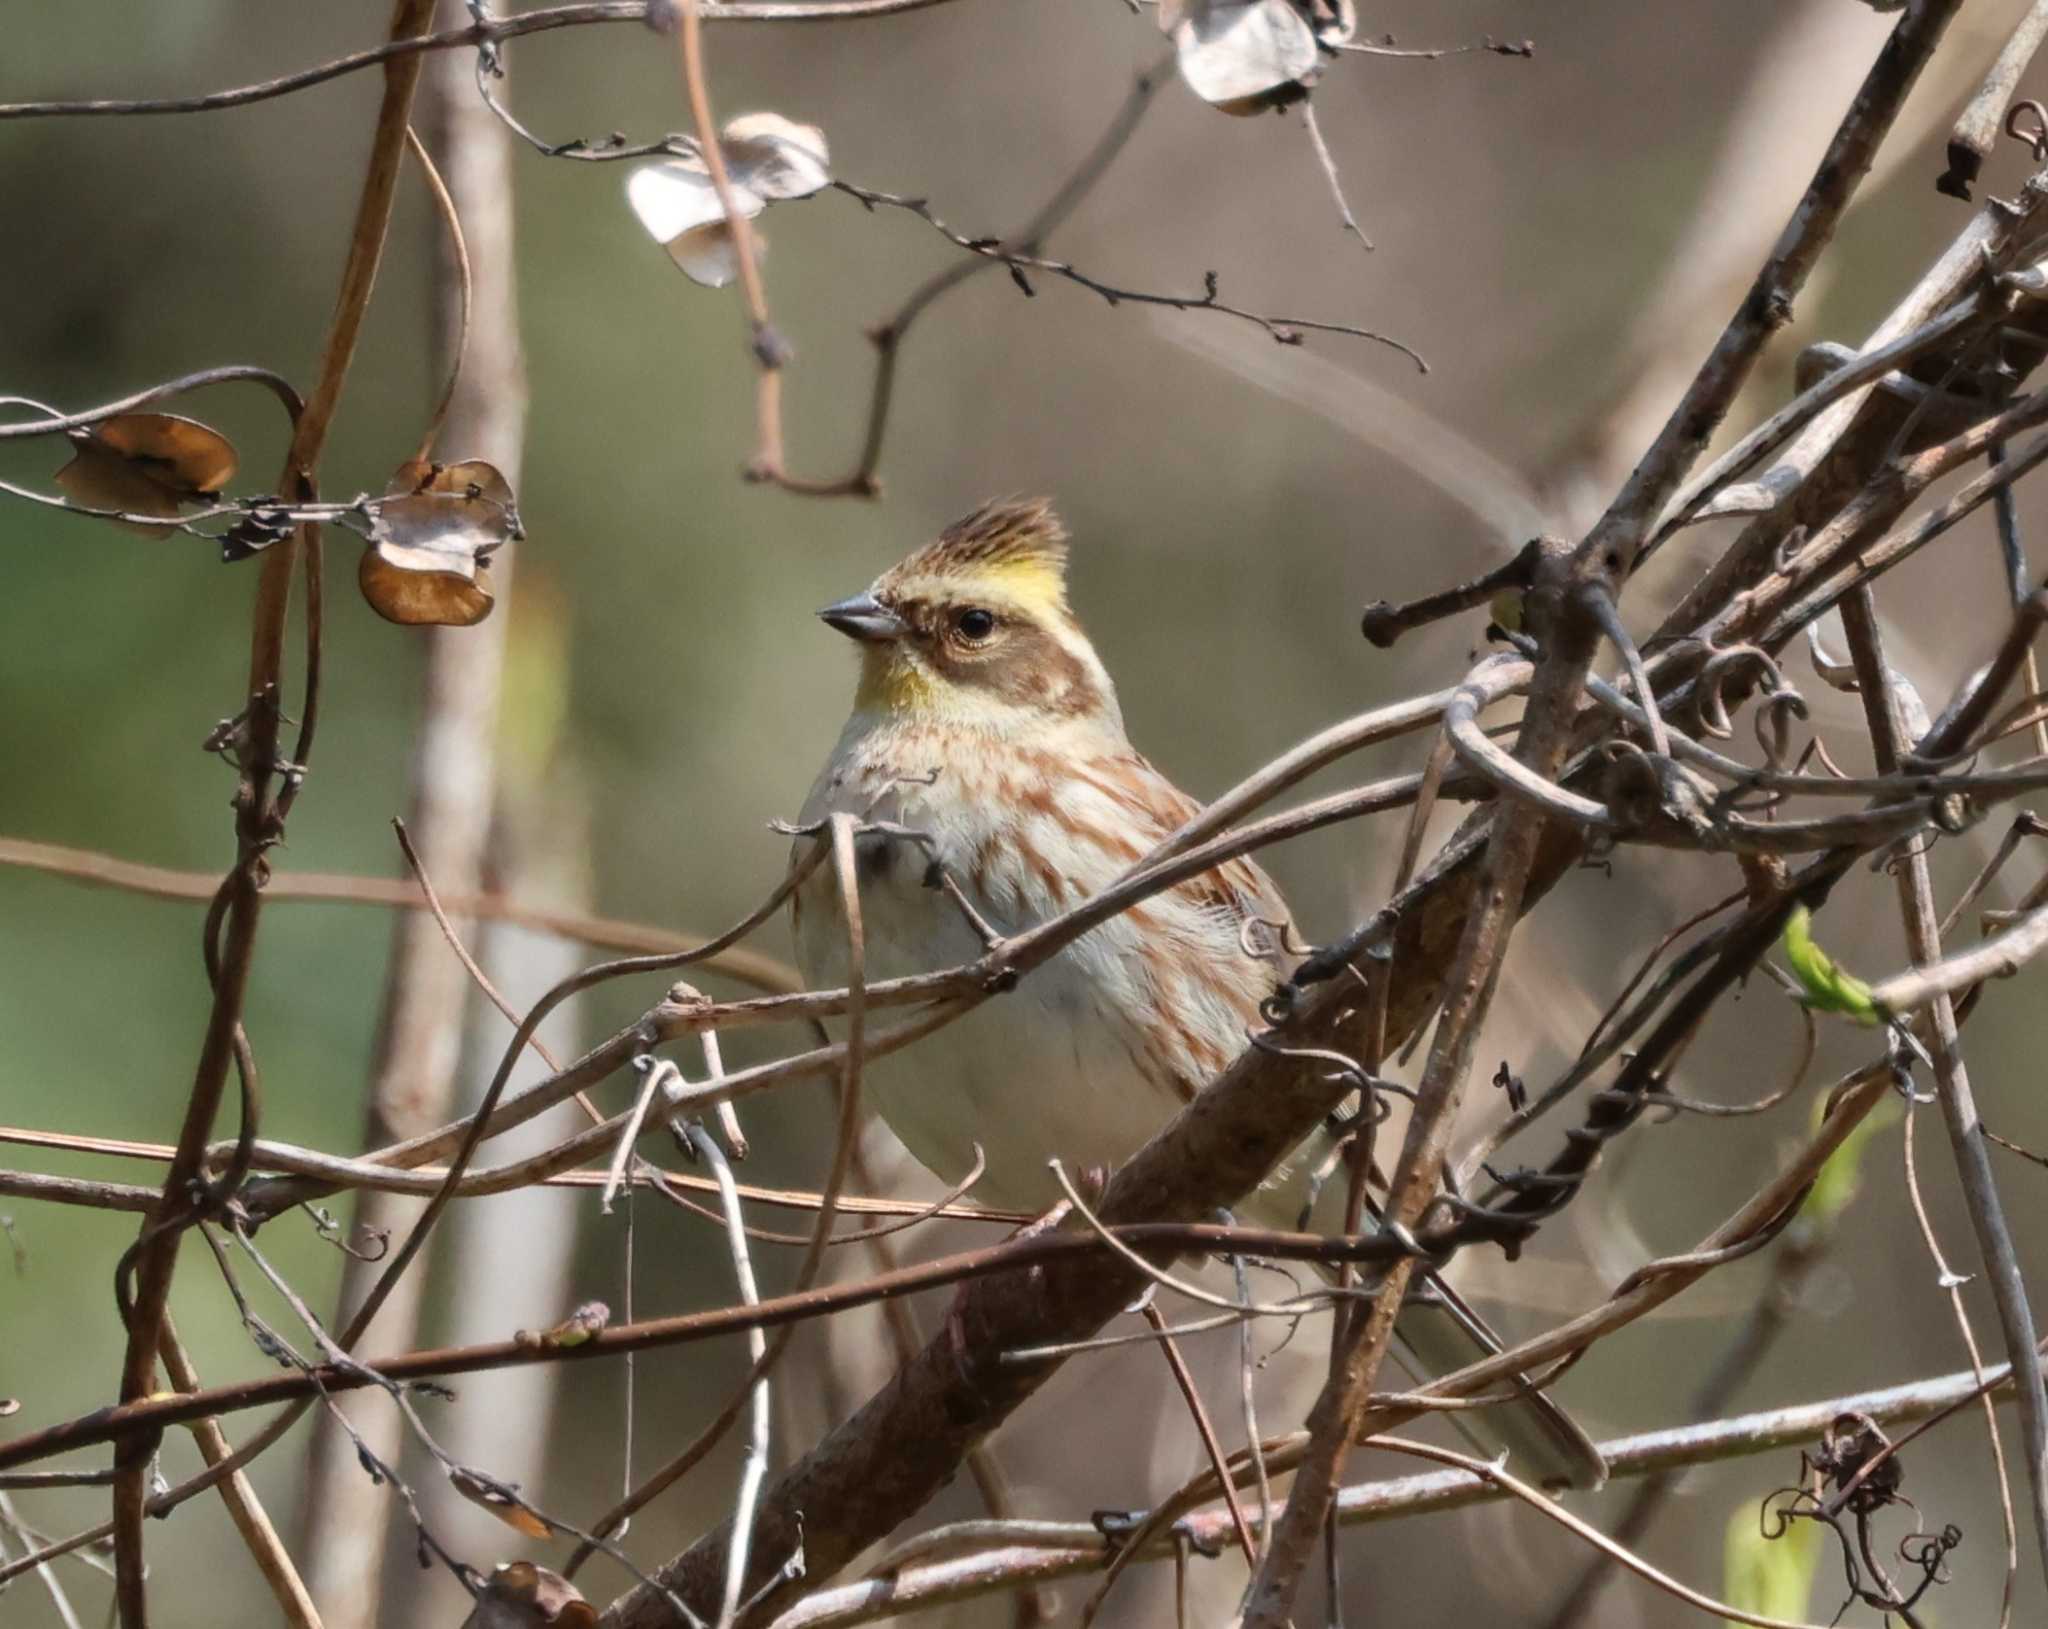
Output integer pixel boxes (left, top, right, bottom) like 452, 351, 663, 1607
819, 498, 1124, 735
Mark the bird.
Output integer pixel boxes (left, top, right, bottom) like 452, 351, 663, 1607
790, 497, 1604, 1489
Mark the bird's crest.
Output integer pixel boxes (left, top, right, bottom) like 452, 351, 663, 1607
884, 498, 1071, 612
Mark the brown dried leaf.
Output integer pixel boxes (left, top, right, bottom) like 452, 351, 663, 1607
448, 1469, 554, 1540
359, 458, 518, 627
460, 1563, 598, 1629
52, 412, 239, 539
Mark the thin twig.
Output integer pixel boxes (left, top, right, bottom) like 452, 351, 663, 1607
1336, 36, 1533, 62
1839, 585, 2048, 1584
1299, 101, 1371, 254
1370, 1437, 1833, 1629
1900, 1073, 2019, 1629
0, 1489, 85, 1629
758, 1357, 2041, 1629
1241, 542, 1604, 1627
0, 836, 799, 994
833, 181, 1421, 365
680, 1123, 771, 1629
0, 1, 972, 123
106, 6, 441, 1617
403, 125, 472, 462
1939, 0, 2048, 200
831, 64, 1172, 492
1143, 1303, 1258, 1569
157, 1318, 323, 1629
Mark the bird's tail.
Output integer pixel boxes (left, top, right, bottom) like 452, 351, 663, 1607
1388, 1268, 1607, 1491
1262, 1128, 1606, 1490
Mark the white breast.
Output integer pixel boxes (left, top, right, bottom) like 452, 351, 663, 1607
792, 796, 1179, 1213
788, 713, 1321, 1222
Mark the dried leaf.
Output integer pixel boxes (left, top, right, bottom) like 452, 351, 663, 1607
54, 444, 185, 537
461, 1563, 598, 1629
449, 1469, 554, 1540
52, 412, 238, 539
358, 458, 518, 627
721, 112, 831, 201
93, 412, 238, 493
1168, 0, 1321, 114
626, 112, 823, 287
626, 158, 766, 288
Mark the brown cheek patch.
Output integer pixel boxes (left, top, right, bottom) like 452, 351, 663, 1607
934, 623, 1101, 716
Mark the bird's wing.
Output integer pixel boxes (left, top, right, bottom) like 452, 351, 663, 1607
1086, 750, 1300, 984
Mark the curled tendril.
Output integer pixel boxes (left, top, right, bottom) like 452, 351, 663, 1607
1691, 640, 1800, 741
301, 1202, 391, 1261
1759, 1485, 1819, 1541
1238, 914, 1315, 961
1898, 1522, 1962, 1581
2007, 98, 2048, 163
1755, 685, 1810, 772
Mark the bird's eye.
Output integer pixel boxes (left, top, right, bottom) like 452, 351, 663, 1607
955, 607, 997, 641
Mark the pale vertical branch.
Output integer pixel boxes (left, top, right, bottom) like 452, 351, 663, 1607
297, 6, 529, 1620
401, 767, 590, 1620
1838, 586, 2048, 1583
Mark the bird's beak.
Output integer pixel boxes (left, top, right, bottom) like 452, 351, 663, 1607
817, 591, 907, 643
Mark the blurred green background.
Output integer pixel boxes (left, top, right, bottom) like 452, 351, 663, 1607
7, 1, 2048, 1624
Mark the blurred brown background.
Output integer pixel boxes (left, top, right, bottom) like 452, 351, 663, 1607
6, 1, 2048, 1624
